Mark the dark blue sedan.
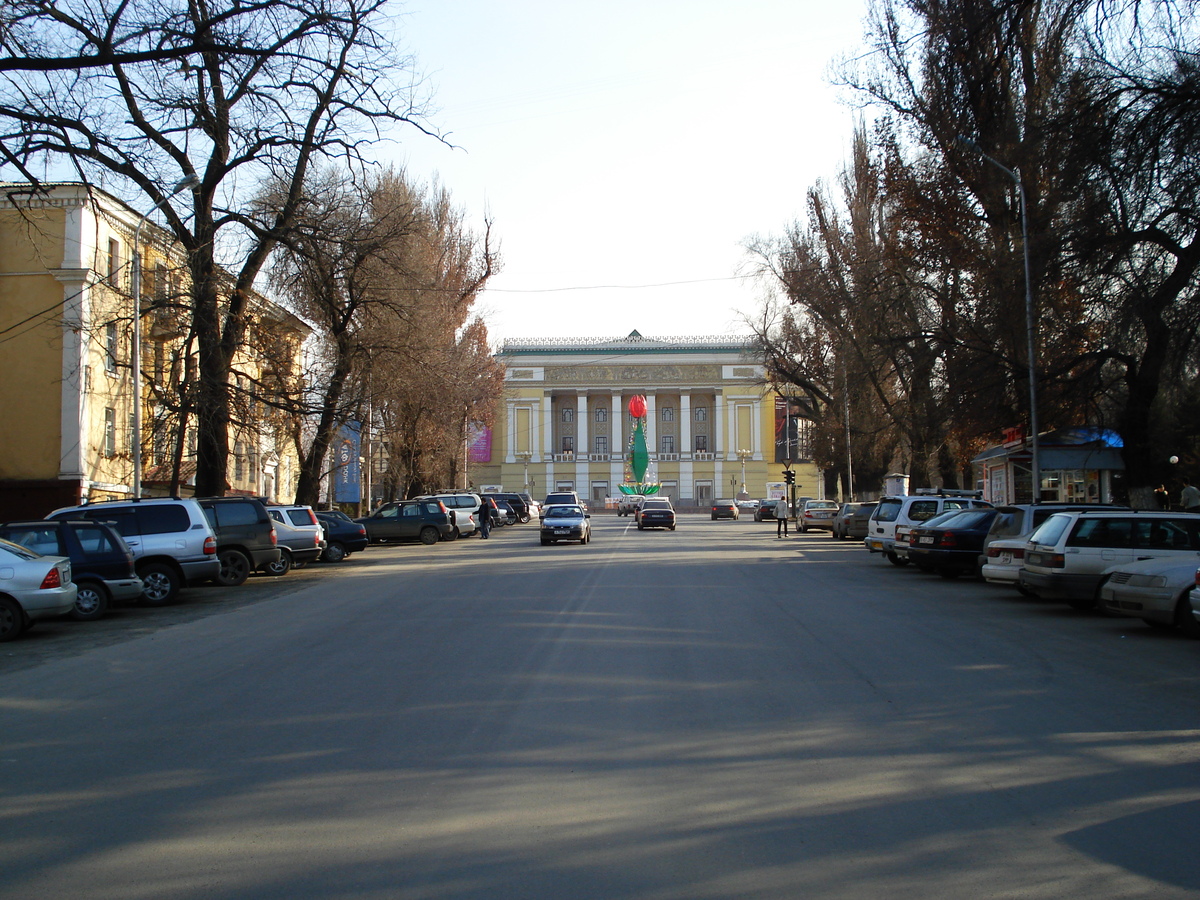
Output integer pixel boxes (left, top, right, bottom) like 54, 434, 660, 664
905, 508, 1002, 578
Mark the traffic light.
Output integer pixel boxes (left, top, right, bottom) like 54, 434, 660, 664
784, 469, 795, 485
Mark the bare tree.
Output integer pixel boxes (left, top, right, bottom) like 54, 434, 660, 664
0, 0, 436, 496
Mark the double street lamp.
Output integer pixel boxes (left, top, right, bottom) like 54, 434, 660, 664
130, 175, 200, 498
957, 138, 1040, 502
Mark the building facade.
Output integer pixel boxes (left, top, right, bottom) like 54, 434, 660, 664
470, 332, 822, 508
0, 182, 307, 516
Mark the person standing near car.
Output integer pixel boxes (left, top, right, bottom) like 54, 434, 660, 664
1182, 480, 1200, 513
477, 499, 492, 539
774, 495, 790, 537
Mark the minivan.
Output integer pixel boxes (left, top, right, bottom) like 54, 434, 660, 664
1020, 510, 1200, 609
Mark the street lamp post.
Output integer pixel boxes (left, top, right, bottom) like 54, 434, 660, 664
130, 175, 199, 499
958, 137, 1040, 503
736, 449, 751, 497
516, 451, 533, 493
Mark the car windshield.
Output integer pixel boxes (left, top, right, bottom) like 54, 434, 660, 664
546, 506, 582, 518
873, 499, 903, 522
644, 500, 672, 509
808, 501, 838, 510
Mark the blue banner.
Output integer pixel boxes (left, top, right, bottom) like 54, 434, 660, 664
334, 421, 361, 503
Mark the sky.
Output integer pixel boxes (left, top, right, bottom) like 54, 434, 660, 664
385, 1, 872, 345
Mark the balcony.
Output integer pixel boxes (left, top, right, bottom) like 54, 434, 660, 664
657, 453, 680, 462
589, 453, 611, 462
553, 452, 575, 462
693, 452, 715, 461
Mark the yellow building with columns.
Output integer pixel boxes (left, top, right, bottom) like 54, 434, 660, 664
471, 332, 821, 509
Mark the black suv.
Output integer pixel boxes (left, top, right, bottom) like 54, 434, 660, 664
0, 519, 143, 620
195, 497, 281, 586
488, 492, 530, 523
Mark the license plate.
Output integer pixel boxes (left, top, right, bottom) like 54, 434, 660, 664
1000, 552, 1012, 564
868, 540, 882, 550
918, 536, 934, 545
554, 529, 569, 534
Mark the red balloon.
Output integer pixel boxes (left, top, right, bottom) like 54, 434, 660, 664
627, 395, 647, 419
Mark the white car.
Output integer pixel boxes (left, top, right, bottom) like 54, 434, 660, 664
1100, 558, 1200, 636
0, 538, 76, 641
865, 493, 992, 566
981, 537, 1029, 587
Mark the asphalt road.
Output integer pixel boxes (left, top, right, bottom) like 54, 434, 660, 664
2, 515, 1199, 899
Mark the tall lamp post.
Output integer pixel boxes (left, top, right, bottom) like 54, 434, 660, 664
516, 451, 533, 493
957, 137, 1040, 502
736, 449, 752, 497
130, 175, 199, 499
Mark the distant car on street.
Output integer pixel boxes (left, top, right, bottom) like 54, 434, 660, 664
638, 499, 677, 531
711, 499, 739, 520
799, 499, 840, 533
540, 504, 591, 545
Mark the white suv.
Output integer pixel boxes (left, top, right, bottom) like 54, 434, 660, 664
1020, 510, 1200, 609
865, 493, 992, 566
47, 498, 219, 605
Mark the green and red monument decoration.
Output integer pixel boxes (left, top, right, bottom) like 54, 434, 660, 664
618, 394, 660, 496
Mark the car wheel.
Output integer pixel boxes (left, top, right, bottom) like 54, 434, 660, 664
1069, 578, 1104, 611
669, 525, 676, 531
1174, 592, 1200, 638
419, 526, 440, 545
139, 562, 181, 605
0, 596, 25, 642
938, 568, 961, 580
711, 515, 716, 520
215, 549, 251, 587
264, 550, 292, 577
540, 538, 550, 545
519, 513, 531, 524
72, 579, 110, 621
322, 542, 347, 563
444, 527, 459, 542
885, 552, 909, 567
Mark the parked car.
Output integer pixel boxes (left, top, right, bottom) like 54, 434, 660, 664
980, 503, 1128, 587
1020, 510, 1200, 609
638, 498, 677, 531
488, 492, 531, 523
47, 497, 220, 605
519, 494, 540, 521
492, 499, 518, 526
0, 519, 142, 620
736, 498, 759, 512
799, 499, 840, 533
195, 496, 281, 586
905, 508, 1003, 578
831, 502, 878, 540
0, 538, 76, 641
265, 505, 326, 575
418, 492, 481, 538
711, 499, 739, 520
540, 504, 591, 545
617, 494, 644, 517
866, 493, 992, 566
357, 499, 454, 545
1099, 557, 1200, 637
314, 510, 369, 562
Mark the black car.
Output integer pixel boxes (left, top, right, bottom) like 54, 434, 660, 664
0, 519, 142, 620
356, 499, 454, 545
906, 508, 1002, 577
195, 496, 281, 586
488, 492, 531, 523
637, 499, 677, 531
314, 510, 369, 562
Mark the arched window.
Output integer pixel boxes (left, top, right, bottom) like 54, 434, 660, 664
661, 406, 675, 422
694, 406, 708, 422
561, 408, 574, 423
594, 407, 608, 423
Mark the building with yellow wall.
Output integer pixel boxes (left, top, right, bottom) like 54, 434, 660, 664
470, 332, 821, 508
0, 182, 308, 516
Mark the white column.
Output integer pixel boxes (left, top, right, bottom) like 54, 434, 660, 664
577, 390, 589, 458
542, 393, 554, 458
505, 400, 517, 464
714, 394, 724, 456
646, 393, 657, 456
680, 392, 692, 458
612, 392, 622, 455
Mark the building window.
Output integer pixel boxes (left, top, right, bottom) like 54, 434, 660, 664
562, 436, 574, 453
661, 406, 675, 422
594, 407, 607, 423
107, 238, 122, 286
661, 435, 675, 454
561, 408, 574, 423
695, 480, 713, 503
234, 442, 245, 480
595, 435, 608, 455
248, 446, 258, 485
104, 408, 116, 457
694, 406, 708, 422
105, 322, 119, 374
695, 435, 708, 452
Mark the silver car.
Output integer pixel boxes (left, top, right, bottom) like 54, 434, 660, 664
266, 506, 327, 575
1100, 557, 1200, 637
0, 538, 76, 641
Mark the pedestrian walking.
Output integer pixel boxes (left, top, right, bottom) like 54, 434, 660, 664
1182, 480, 1200, 513
774, 495, 790, 537
477, 498, 492, 538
